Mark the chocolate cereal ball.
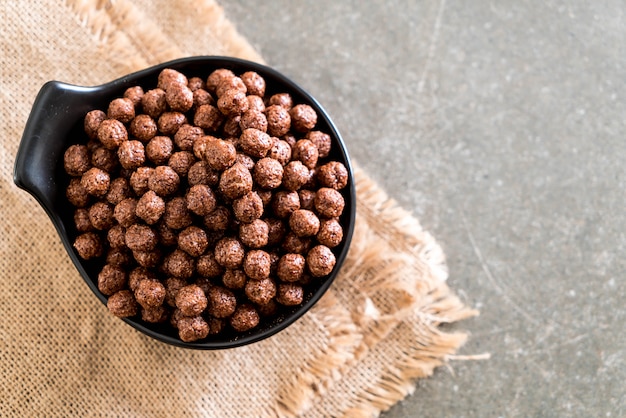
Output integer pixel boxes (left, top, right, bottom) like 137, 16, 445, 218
271, 190, 300, 218
178, 316, 209, 342
298, 189, 316, 211
176, 284, 207, 316
165, 84, 194, 113
203, 137, 236, 171
157, 221, 178, 247
223, 116, 242, 137
188, 77, 205, 92
282, 161, 310, 191
232, 191, 264, 223
290, 104, 317, 132
217, 88, 249, 117
253, 157, 283, 189
265, 218, 287, 246
129, 166, 154, 195
136, 190, 165, 224
141, 305, 169, 324
277, 253, 306, 283
239, 128, 272, 158
306, 131, 332, 159
81, 167, 110, 197
178, 226, 209, 257
239, 219, 269, 248
129, 114, 157, 143
64, 144, 91, 176
267, 138, 291, 166
158, 68, 188, 90
113, 198, 137, 228
203, 206, 231, 232
314, 187, 345, 218
265, 105, 291, 137
97, 118, 128, 149
158, 111, 187, 136
207, 286, 237, 318
186, 184, 217, 216
239, 109, 267, 132
241, 71, 265, 97
193, 88, 215, 108
133, 248, 162, 268
163, 196, 193, 230
245, 277, 276, 305
107, 97, 135, 123
243, 250, 271, 280
214, 237, 245, 269
163, 249, 195, 279
317, 161, 348, 190
97, 264, 126, 295
125, 224, 158, 252
123, 86, 144, 108
215, 76, 247, 98
117, 140, 145, 170
134, 279, 166, 309
74, 208, 93, 233
174, 124, 203, 151
292, 139, 319, 170
235, 153, 255, 171
168, 151, 196, 177
128, 267, 157, 293
66, 178, 90, 207
230, 304, 259, 332
306, 245, 336, 277
188, 161, 219, 187
106, 247, 132, 267
218, 162, 253, 200
206, 68, 235, 93
84, 109, 106, 140
141, 88, 167, 119
269, 93, 293, 109
247, 95, 265, 113
222, 269, 247, 290
106, 177, 131, 205
316, 218, 343, 248
107, 290, 138, 317
73, 232, 103, 260
194, 104, 224, 132
196, 251, 223, 278
148, 165, 180, 196
281, 232, 312, 255
276, 284, 304, 306
89, 201, 115, 230
146, 135, 173, 165
289, 209, 320, 237
165, 277, 187, 308
91, 146, 119, 173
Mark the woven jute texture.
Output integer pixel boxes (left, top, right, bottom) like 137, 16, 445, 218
0, 1, 478, 416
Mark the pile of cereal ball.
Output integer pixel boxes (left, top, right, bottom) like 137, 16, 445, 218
63, 67, 349, 342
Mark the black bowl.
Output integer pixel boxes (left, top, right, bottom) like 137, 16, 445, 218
13, 56, 355, 349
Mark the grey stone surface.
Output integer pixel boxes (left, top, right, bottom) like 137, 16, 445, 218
223, 1, 626, 416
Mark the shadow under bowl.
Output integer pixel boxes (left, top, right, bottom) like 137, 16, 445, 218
13, 56, 355, 350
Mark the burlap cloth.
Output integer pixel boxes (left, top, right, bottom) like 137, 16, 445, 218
0, 1, 479, 416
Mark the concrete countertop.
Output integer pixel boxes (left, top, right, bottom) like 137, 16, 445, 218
223, 1, 626, 416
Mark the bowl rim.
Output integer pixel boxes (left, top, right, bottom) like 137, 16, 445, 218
14, 55, 356, 350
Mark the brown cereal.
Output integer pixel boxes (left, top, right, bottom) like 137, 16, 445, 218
289, 209, 320, 237
130, 114, 158, 143
158, 111, 187, 136
276, 284, 304, 306
97, 264, 126, 295
174, 124, 203, 151
272, 190, 300, 218
282, 133, 297, 148
81, 167, 110, 197
239, 219, 269, 248
317, 161, 348, 190
74, 208, 93, 233
91, 146, 119, 173
232, 191, 264, 223
214, 237, 245, 269
306, 245, 336, 277
203, 137, 237, 171
158, 68, 188, 90
134, 279, 166, 309
269, 93, 293, 109
141, 305, 169, 323
218, 162, 253, 200
107, 98, 135, 123
290, 104, 317, 132
203, 206, 231, 232
64, 144, 91, 176
113, 198, 137, 227
89, 201, 115, 230
73, 232, 103, 260
314, 187, 345, 218
188, 161, 219, 187
253, 157, 283, 189
223, 116, 242, 137
178, 316, 210, 342
217, 88, 249, 116
107, 290, 138, 317
240, 109, 268, 132
136, 190, 165, 224
163, 249, 195, 279
277, 253, 306, 283
281, 232, 312, 254
84, 110, 106, 140
149, 165, 180, 196
128, 267, 158, 293
256, 189, 273, 208
141, 88, 167, 119
267, 138, 291, 166
230, 304, 259, 332
194, 104, 224, 131
66, 178, 90, 208
188, 77, 205, 92
166, 84, 194, 113
168, 151, 196, 177
265, 218, 287, 246
207, 286, 237, 318
265, 105, 291, 137
129, 166, 154, 195
123, 86, 144, 108
163, 196, 193, 230
105, 177, 130, 206
165, 277, 187, 308
222, 269, 247, 290
125, 224, 157, 252
178, 226, 209, 257
196, 251, 223, 278
97, 119, 128, 150
175, 285, 208, 317
193, 88, 215, 108
235, 153, 255, 171
298, 189, 316, 211
117, 140, 145, 170
243, 250, 271, 280
292, 139, 319, 169
247, 95, 265, 113
106, 225, 125, 249
145, 135, 173, 165
241, 71, 266, 97
239, 128, 272, 158
106, 247, 132, 267
206, 68, 235, 93
156, 221, 178, 247
215, 76, 247, 98
282, 161, 310, 191
186, 184, 217, 216
316, 218, 343, 248
245, 277, 276, 305
133, 249, 162, 268
306, 131, 332, 159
